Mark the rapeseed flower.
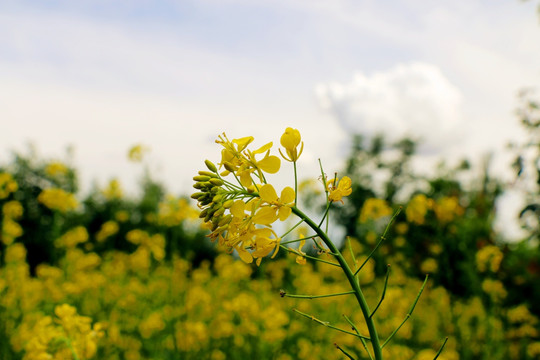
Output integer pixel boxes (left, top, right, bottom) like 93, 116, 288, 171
38, 188, 78, 213
128, 144, 149, 162
359, 198, 392, 223
279, 127, 303, 162
406, 194, 433, 225
0, 172, 18, 199
45, 161, 69, 177
259, 184, 295, 221
327, 176, 352, 203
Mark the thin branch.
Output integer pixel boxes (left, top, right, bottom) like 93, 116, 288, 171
354, 207, 401, 276
343, 314, 373, 360
370, 264, 391, 318
280, 290, 355, 299
293, 309, 370, 340
280, 245, 340, 267
334, 343, 356, 360
382, 274, 429, 348
433, 337, 449, 360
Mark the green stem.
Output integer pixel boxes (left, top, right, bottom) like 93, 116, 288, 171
282, 290, 355, 299
280, 245, 340, 267
280, 235, 317, 245
291, 206, 383, 360
293, 160, 298, 204
381, 275, 429, 348
370, 265, 390, 318
354, 208, 401, 276
334, 343, 356, 360
433, 337, 449, 360
280, 218, 305, 239
293, 309, 370, 340
343, 314, 373, 360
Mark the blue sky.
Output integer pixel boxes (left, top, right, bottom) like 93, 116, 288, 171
1, 0, 539, 238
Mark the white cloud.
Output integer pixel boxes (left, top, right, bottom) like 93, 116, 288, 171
315, 62, 464, 154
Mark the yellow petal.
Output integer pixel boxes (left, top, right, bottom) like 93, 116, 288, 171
252, 142, 273, 155
230, 200, 246, 219
232, 136, 254, 151
278, 206, 292, 221
252, 207, 278, 225
281, 187, 295, 204
257, 155, 280, 174
239, 170, 253, 187
280, 128, 301, 150
236, 247, 253, 263
259, 184, 278, 203
298, 238, 306, 252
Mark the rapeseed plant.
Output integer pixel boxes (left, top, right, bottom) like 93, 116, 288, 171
191, 128, 444, 360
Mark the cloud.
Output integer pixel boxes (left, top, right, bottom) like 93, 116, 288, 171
315, 62, 464, 154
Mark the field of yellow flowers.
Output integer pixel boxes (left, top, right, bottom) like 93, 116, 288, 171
1, 124, 539, 359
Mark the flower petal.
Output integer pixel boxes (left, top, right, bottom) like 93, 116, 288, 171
257, 156, 281, 174
236, 246, 253, 263
252, 207, 278, 225
259, 184, 278, 203
280, 128, 301, 150
252, 142, 273, 155
232, 136, 254, 151
281, 187, 295, 204
230, 200, 246, 219
278, 206, 292, 221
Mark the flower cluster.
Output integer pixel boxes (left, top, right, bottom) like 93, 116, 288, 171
192, 130, 307, 265
20, 304, 104, 360
0, 172, 18, 199
38, 188, 78, 213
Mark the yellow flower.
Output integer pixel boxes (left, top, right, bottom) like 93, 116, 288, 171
38, 188, 78, 213
434, 196, 464, 223
259, 184, 295, 221
45, 161, 69, 177
128, 144, 150, 162
327, 176, 352, 203
0, 172, 18, 199
96, 221, 119, 242
359, 198, 392, 223
420, 258, 438, 273
2, 218, 23, 245
279, 127, 304, 162
295, 234, 307, 265
476, 245, 503, 273
2, 200, 23, 219
406, 194, 433, 225
55, 226, 89, 248
103, 178, 123, 200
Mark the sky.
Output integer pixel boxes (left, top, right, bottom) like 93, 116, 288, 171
1, 0, 539, 239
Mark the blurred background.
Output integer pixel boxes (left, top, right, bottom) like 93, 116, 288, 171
0, 1, 539, 359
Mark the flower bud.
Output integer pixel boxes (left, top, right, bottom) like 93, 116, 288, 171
193, 175, 210, 182
222, 199, 234, 209
193, 182, 205, 189
205, 160, 218, 173
191, 192, 205, 199
218, 214, 232, 226
223, 162, 236, 172
199, 208, 209, 218
198, 171, 217, 177
213, 207, 225, 218
209, 178, 224, 186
